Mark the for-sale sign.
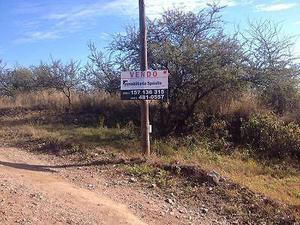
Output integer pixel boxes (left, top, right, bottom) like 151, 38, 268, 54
121, 70, 168, 100
121, 70, 168, 90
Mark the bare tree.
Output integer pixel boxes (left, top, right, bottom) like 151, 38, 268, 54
84, 43, 120, 93
0, 60, 35, 97
49, 60, 82, 110
31, 62, 55, 90
241, 20, 300, 113
0, 59, 11, 96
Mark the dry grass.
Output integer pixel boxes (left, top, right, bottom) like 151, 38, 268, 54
151, 134, 300, 206
0, 90, 67, 109
149, 136, 300, 206
172, 148, 300, 206
0, 92, 299, 208
0, 90, 123, 111
220, 92, 268, 117
1, 116, 299, 207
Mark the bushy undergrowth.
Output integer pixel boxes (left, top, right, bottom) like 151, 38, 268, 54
241, 114, 300, 159
1, 90, 300, 162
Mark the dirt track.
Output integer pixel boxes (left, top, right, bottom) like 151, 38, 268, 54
0, 147, 221, 225
0, 147, 149, 225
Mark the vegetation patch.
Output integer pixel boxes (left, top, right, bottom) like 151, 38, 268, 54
242, 113, 300, 159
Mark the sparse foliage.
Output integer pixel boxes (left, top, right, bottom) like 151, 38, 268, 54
0, 63, 34, 96
241, 20, 300, 114
48, 60, 82, 110
84, 43, 119, 93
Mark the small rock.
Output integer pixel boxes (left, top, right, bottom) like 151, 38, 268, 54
201, 207, 209, 214
129, 177, 137, 183
87, 184, 95, 189
207, 171, 221, 185
149, 183, 157, 188
165, 198, 175, 205
178, 209, 185, 214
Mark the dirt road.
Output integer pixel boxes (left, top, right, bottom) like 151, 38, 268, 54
0, 147, 149, 225
0, 147, 221, 225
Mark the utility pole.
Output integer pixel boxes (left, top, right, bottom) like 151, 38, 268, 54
139, 0, 150, 156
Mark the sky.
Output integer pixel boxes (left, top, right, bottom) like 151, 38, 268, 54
0, 0, 300, 67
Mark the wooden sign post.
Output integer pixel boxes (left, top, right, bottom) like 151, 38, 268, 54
139, 0, 150, 156
120, 1, 169, 156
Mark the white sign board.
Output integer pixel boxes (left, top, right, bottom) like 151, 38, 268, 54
120, 70, 169, 100
121, 70, 168, 90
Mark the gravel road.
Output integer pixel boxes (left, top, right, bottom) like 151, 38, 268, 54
0, 147, 220, 225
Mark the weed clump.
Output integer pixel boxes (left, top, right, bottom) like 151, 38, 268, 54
241, 114, 300, 159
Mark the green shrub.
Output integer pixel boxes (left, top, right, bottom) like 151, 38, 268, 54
152, 140, 176, 156
241, 114, 300, 159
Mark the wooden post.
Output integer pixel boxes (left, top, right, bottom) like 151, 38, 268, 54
139, 0, 150, 156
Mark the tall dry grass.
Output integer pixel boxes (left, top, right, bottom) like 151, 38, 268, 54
0, 90, 68, 109
220, 92, 268, 118
0, 90, 125, 111
0, 90, 140, 127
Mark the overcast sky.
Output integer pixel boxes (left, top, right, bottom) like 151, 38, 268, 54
0, 0, 300, 66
